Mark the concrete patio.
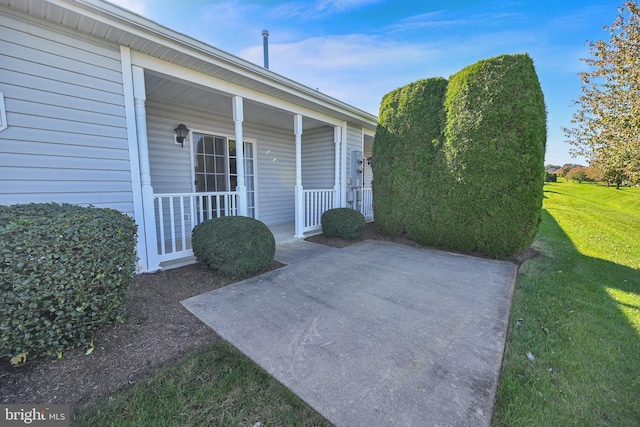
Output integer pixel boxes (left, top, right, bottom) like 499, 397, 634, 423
182, 240, 518, 427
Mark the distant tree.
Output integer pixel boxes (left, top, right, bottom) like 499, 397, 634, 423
566, 166, 591, 183
564, 1, 640, 185
586, 164, 604, 183
558, 163, 582, 177
601, 162, 627, 188
590, 158, 625, 187
545, 171, 558, 182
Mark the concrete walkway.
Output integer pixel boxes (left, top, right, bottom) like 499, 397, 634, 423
274, 239, 338, 265
182, 240, 517, 427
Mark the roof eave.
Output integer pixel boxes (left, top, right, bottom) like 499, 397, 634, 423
57, 0, 378, 128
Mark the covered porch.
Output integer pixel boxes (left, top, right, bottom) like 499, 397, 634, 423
128, 58, 375, 271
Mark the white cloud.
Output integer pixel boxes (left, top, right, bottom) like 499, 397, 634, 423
237, 32, 449, 114
271, 0, 382, 20
385, 11, 467, 33
242, 34, 439, 70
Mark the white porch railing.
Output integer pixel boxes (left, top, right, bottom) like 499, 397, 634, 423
362, 187, 373, 220
154, 191, 239, 262
303, 189, 337, 232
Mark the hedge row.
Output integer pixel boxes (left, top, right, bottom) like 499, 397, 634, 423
0, 203, 137, 362
374, 77, 448, 241
372, 54, 547, 258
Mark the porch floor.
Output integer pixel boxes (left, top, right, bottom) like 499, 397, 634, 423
269, 222, 298, 244
269, 222, 321, 243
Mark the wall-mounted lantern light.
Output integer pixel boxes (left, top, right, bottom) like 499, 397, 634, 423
174, 123, 190, 147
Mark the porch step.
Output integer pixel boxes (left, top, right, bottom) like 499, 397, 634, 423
160, 255, 197, 270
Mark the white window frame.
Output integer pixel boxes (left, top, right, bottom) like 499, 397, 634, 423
188, 129, 259, 219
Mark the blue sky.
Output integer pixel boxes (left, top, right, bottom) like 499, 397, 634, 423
110, 0, 623, 166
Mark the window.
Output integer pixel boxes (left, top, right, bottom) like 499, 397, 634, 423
193, 134, 227, 192
192, 132, 256, 218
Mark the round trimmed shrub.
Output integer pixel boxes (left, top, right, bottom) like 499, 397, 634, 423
321, 208, 366, 240
0, 203, 137, 362
192, 216, 275, 278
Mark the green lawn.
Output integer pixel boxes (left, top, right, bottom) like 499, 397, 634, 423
72, 341, 331, 427
493, 180, 640, 426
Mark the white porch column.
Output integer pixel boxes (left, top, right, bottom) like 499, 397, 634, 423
232, 96, 248, 216
333, 126, 342, 208
294, 114, 304, 238
340, 122, 348, 208
120, 47, 147, 272
132, 66, 159, 271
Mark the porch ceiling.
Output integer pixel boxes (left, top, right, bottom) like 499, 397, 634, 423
145, 72, 328, 132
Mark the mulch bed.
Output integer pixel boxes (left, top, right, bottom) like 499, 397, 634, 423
0, 262, 281, 414
0, 222, 536, 415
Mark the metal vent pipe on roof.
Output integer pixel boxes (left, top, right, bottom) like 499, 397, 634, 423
262, 29, 269, 69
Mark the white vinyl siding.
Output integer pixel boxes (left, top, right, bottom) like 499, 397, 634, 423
0, 11, 133, 214
254, 124, 295, 226
146, 101, 194, 195
363, 144, 373, 189
346, 123, 363, 180
302, 126, 334, 190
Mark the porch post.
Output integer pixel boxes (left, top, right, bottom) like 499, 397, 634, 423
340, 122, 348, 208
120, 47, 147, 272
232, 96, 248, 216
294, 114, 304, 238
333, 126, 342, 208
132, 66, 159, 271
359, 127, 366, 214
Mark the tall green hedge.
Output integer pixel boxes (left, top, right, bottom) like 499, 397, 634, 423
372, 54, 547, 258
442, 54, 546, 257
0, 203, 137, 362
373, 78, 448, 238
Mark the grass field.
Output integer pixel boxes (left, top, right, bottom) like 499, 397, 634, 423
493, 180, 640, 426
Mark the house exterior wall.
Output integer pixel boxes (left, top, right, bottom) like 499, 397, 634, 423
346, 123, 364, 185
251, 122, 296, 226
345, 123, 364, 209
364, 144, 373, 189
145, 99, 298, 227
146, 100, 203, 196
302, 126, 335, 190
0, 9, 134, 215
